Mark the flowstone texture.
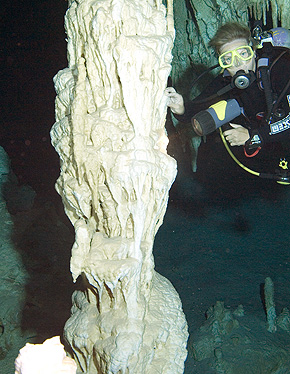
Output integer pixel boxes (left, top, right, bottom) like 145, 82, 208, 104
51, 0, 188, 373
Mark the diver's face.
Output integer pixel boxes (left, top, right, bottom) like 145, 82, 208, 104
219, 38, 256, 77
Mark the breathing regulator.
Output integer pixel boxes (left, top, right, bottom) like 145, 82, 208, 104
192, 27, 290, 136
191, 26, 290, 184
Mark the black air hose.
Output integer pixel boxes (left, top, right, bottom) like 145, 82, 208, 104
259, 65, 273, 121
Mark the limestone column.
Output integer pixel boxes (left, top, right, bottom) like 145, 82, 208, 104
51, 0, 188, 373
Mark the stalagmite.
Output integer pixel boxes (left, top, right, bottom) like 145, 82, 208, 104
264, 277, 277, 333
14, 336, 77, 374
50, 0, 188, 373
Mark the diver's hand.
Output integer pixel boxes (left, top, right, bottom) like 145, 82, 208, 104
223, 123, 250, 146
165, 87, 185, 115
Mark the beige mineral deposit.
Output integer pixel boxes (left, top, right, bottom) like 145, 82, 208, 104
50, 0, 188, 373
14, 336, 77, 374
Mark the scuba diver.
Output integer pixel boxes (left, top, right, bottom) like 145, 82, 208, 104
165, 22, 290, 183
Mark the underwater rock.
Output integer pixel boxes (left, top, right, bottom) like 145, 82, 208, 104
0, 147, 28, 363
190, 299, 290, 373
0, 146, 35, 214
277, 308, 290, 332
264, 276, 277, 333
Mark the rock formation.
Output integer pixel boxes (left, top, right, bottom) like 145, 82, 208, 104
0, 147, 29, 368
51, 0, 188, 372
190, 283, 290, 373
15, 336, 77, 374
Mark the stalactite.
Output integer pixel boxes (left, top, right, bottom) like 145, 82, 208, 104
246, 0, 290, 29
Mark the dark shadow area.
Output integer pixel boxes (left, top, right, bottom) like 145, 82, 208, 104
260, 281, 267, 315
0, 0, 75, 346
0, 0, 67, 195
160, 109, 290, 373
12, 194, 75, 343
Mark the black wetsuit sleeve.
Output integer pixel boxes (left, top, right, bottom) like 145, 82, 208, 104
173, 74, 229, 124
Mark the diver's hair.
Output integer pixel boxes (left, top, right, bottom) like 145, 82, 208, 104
209, 22, 253, 54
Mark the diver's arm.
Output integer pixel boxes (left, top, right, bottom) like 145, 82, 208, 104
169, 74, 229, 124
173, 101, 199, 123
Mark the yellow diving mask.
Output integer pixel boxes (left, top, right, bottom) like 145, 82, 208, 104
219, 45, 254, 69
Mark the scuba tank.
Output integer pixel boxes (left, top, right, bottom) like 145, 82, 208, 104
190, 26, 290, 184
253, 26, 290, 50
192, 26, 290, 136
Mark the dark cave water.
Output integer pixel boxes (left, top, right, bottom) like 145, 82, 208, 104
2, 0, 290, 370
3, 74, 290, 373
2, 102, 290, 373
3, 144, 290, 373
154, 131, 290, 373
